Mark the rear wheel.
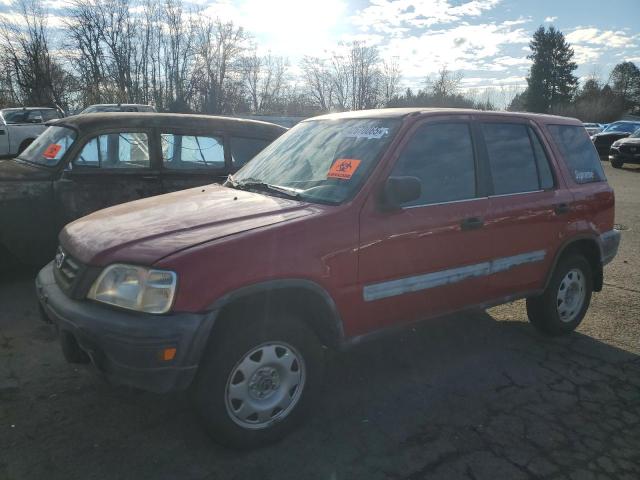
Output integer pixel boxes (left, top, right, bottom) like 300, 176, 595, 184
526, 254, 593, 335
193, 311, 324, 449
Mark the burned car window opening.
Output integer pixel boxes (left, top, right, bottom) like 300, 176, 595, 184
16, 125, 77, 167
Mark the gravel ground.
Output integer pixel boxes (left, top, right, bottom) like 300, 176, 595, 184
1, 161, 639, 480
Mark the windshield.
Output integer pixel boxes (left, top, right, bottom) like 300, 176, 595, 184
17, 125, 76, 166
232, 118, 401, 204
603, 122, 640, 134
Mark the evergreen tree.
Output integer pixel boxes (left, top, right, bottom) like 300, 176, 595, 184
609, 61, 640, 113
525, 26, 578, 113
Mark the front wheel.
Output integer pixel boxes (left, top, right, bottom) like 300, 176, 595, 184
193, 312, 324, 449
526, 254, 593, 335
611, 158, 624, 168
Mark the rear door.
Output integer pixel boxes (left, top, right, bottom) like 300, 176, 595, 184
477, 117, 571, 299
54, 129, 162, 225
158, 129, 229, 193
356, 115, 494, 335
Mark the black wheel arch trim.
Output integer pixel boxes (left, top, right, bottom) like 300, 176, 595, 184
543, 234, 605, 293
189, 279, 346, 364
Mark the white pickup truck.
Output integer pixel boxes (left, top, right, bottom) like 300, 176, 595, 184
0, 107, 63, 158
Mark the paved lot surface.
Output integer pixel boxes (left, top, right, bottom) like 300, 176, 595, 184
1, 161, 639, 480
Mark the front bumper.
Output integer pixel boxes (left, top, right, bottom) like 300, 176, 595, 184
609, 150, 640, 164
36, 262, 217, 393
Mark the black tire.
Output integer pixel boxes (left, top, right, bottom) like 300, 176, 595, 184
193, 311, 324, 449
18, 139, 34, 154
60, 331, 91, 364
526, 254, 593, 336
611, 158, 624, 168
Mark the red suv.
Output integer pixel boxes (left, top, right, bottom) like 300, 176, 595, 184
36, 109, 620, 447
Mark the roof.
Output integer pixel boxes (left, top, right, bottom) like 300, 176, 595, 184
306, 108, 581, 125
48, 112, 287, 137
1, 106, 58, 111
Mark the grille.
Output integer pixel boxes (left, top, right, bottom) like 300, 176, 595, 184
620, 144, 640, 155
54, 246, 84, 295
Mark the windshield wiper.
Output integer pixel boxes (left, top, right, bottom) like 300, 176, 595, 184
227, 176, 302, 200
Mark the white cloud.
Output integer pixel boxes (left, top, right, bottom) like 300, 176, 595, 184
202, 0, 347, 57
352, 0, 501, 34
544, 16, 557, 23
566, 27, 636, 48
380, 21, 530, 78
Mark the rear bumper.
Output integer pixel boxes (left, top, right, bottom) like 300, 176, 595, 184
36, 262, 217, 393
599, 229, 621, 266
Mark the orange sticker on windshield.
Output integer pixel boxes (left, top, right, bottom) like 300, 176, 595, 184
43, 144, 62, 159
327, 159, 361, 180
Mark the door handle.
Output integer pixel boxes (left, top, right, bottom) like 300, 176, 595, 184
460, 217, 484, 231
141, 175, 159, 181
553, 203, 570, 215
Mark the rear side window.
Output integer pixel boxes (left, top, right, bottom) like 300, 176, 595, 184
547, 125, 605, 184
482, 123, 552, 195
390, 122, 476, 206
230, 137, 271, 168
161, 134, 225, 169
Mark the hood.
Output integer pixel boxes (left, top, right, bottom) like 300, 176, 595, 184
615, 136, 640, 145
593, 131, 631, 140
0, 159, 54, 181
60, 184, 324, 266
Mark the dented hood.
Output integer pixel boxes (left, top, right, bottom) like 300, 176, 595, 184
60, 184, 319, 265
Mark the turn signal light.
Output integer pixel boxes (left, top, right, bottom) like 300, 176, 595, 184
161, 347, 177, 361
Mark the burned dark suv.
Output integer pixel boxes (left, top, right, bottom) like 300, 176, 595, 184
0, 113, 285, 266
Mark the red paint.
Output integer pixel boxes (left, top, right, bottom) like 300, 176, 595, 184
60, 109, 616, 342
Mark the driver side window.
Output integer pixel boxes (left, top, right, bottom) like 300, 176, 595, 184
74, 132, 150, 169
390, 122, 476, 207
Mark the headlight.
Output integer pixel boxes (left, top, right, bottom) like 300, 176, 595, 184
611, 140, 621, 147
88, 264, 177, 314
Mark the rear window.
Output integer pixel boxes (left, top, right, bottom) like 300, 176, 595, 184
482, 123, 551, 195
547, 125, 605, 184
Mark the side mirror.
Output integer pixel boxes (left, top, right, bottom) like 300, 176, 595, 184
380, 176, 421, 210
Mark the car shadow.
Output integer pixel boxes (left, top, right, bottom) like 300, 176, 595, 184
5, 299, 638, 480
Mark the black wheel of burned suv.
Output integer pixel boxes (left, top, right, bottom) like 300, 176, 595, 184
610, 158, 624, 168
193, 311, 324, 449
526, 253, 593, 336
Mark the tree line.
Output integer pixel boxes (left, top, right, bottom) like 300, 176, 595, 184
1, 1, 638, 122
509, 26, 640, 122
0, 0, 500, 116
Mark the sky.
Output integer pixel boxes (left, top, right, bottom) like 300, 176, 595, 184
2, 0, 640, 94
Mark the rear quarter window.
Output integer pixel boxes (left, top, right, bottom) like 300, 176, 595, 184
547, 125, 605, 184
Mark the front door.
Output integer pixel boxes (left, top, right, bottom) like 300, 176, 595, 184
355, 116, 494, 337
54, 129, 163, 227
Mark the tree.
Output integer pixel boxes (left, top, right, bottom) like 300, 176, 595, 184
0, 0, 72, 109
525, 26, 578, 113
609, 61, 640, 113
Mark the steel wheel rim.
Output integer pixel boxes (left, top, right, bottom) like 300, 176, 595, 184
556, 268, 586, 323
225, 341, 306, 430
